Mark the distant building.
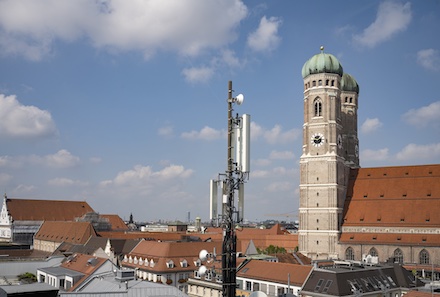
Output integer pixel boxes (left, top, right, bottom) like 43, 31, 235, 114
37, 253, 117, 292
121, 240, 224, 293
236, 259, 312, 297
0, 195, 95, 245
300, 260, 422, 297
57, 269, 187, 297
33, 221, 97, 253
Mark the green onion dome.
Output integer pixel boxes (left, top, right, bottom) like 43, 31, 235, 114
341, 73, 359, 94
301, 46, 343, 78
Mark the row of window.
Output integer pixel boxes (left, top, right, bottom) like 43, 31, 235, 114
305, 79, 337, 90
345, 247, 430, 264
122, 255, 189, 268
313, 98, 355, 118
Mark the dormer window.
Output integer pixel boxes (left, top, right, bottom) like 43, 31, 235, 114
180, 259, 188, 268
194, 259, 201, 267
150, 259, 155, 267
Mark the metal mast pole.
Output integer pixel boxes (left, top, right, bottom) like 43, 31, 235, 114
222, 80, 237, 297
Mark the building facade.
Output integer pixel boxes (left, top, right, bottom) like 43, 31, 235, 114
299, 47, 359, 259
298, 48, 440, 270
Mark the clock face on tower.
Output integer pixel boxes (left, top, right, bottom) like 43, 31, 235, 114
311, 133, 325, 147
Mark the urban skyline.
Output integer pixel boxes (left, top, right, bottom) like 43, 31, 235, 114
0, 0, 439, 222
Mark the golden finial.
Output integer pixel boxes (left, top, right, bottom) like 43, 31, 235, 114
320, 45, 324, 52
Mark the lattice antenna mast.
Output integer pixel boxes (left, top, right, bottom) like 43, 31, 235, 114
209, 81, 250, 297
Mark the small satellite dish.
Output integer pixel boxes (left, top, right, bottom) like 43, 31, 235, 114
199, 250, 209, 262
235, 94, 244, 105
249, 291, 268, 297
199, 265, 207, 277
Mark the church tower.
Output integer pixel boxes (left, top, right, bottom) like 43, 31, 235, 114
298, 47, 359, 259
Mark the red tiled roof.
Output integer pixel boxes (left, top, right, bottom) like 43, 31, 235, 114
100, 214, 129, 230
61, 253, 110, 291
6, 198, 94, 221
35, 221, 97, 245
237, 259, 312, 286
343, 165, 440, 228
123, 240, 223, 273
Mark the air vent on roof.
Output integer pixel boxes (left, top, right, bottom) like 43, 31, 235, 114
115, 269, 135, 282
87, 258, 98, 266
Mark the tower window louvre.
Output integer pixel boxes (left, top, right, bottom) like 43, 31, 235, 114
314, 99, 322, 117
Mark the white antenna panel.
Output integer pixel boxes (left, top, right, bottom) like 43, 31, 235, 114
241, 114, 251, 173
238, 183, 244, 222
209, 180, 218, 220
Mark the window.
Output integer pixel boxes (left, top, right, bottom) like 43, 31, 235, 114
322, 280, 333, 293
393, 249, 403, 263
312, 80, 316, 87
318, 80, 322, 86
345, 247, 355, 260
246, 281, 252, 291
314, 99, 322, 117
369, 248, 378, 257
419, 249, 430, 264
314, 279, 324, 292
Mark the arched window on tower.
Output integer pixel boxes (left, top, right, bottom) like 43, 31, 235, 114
345, 247, 355, 261
369, 247, 378, 257
419, 249, 430, 264
393, 248, 404, 263
314, 99, 322, 117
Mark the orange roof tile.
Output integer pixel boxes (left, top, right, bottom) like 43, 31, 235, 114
343, 164, 440, 228
35, 221, 97, 245
6, 198, 94, 221
237, 259, 312, 286
100, 214, 129, 230
123, 240, 223, 273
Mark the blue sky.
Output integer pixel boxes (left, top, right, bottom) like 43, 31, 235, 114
1, 0, 439, 223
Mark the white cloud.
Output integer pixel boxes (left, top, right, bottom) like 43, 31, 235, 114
402, 101, 440, 128
253, 159, 271, 167
0, 0, 248, 61
181, 126, 224, 140
251, 169, 270, 178
182, 66, 215, 83
269, 150, 294, 160
265, 181, 292, 192
42, 149, 80, 168
220, 49, 243, 68
263, 125, 299, 145
158, 125, 174, 137
361, 117, 383, 134
353, 1, 411, 48
48, 177, 88, 187
100, 164, 193, 199
0, 149, 79, 169
0, 94, 57, 138
361, 148, 389, 161
0, 173, 12, 184
396, 143, 440, 161
247, 16, 282, 52
417, 49, 440, 71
